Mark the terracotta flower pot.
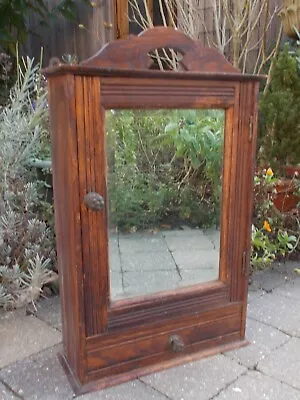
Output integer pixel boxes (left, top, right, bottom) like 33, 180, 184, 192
273, 179, 300, 212
282, 165, 300, 178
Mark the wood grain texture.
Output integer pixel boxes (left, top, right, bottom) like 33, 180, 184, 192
87, 310, 242, 371
81, 27, 240, 73
75, 76, 109, 337
45, 27, 261, 393
47, 75, 86, 382
59, 338, 249, 395
101, 77, 237, 109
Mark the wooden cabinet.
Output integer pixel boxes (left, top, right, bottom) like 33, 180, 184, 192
44, 27, 260, 395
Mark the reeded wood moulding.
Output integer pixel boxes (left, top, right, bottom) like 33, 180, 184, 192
44, 27, 261, 395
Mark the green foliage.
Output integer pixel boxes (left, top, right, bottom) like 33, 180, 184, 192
106, 109, 224, 231
259, 44, 300, 167
162, 109, 224, 207
0, 54, 56, 309
251, 168, 299, 269
0, 0, 91, 54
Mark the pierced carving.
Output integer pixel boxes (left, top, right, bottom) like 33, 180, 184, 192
81, 27, 240, 74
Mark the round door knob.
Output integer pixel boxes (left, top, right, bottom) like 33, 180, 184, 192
83, 192, 105, 211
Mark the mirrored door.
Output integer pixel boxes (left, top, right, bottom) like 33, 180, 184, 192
106, 109, 225, 300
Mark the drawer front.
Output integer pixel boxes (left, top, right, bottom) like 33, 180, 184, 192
87, 308, 242, 372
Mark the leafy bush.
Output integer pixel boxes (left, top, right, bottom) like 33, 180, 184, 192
259, 44, 300, 167
0, 55, 56, 309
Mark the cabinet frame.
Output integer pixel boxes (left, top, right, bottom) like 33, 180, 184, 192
44, 27, 260, 394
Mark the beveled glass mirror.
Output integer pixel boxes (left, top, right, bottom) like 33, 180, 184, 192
106, 109, 225, 300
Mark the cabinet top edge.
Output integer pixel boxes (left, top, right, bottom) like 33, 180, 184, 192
43, 65, 264, 82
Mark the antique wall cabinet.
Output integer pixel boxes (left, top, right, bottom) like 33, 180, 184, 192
44, 27, 260, 394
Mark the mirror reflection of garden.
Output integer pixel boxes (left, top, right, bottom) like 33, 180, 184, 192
106, 109, 225, 299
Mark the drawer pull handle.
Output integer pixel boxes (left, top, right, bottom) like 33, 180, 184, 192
168, 335, 184, 353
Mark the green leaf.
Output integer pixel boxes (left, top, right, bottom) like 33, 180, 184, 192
165, 122, 178, 134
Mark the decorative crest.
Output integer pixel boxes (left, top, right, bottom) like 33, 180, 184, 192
81, 27, 239, 74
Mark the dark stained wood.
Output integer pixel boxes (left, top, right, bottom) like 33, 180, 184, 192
240, 81, 260, 337
87, 303, 241, 350
44, 64, 264, 81
44, 27, 261, 394
47, 75, 86, 383
59, 338, 249, 395
81, 27, 239, 73
86, 310, 241, 371
100, 77, 238, 109
75, 76, 109, 337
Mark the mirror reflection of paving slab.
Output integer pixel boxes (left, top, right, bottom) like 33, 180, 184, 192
109, 228, 220, 300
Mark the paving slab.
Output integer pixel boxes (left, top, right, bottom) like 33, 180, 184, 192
179, 268, 219, 286
164, 234, 214, 253
270, 260, 300, 277
0, 381, 19, 399
0, 310, 61, 369
140, 354, 246, 400
273, 276, 300, 300
172, 250, 219, 270
33, 296, 62, 331
110, 271, 124, 299
214, 370, 300, 400
249, 269, 289, 292
247, 291, 300, 337
122, 270, 181, 297
162, 229, 204, 237
108, 251, 122, 272
119, 233, 167, 254
0, 345, 73, 400
257, 337, 300, 390
121, 250, 176, 271
224, 318, 290, 368
0, 345, 168, 400
77, 380, 168, 400
247, 289, 267, 304
203, 228, 220, 249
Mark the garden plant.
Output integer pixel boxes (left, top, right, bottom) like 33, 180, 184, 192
106, 109, 224, 232
0, 54, 56, 309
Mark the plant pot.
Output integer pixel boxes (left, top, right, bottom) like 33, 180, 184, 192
282, 164, 300, 178
273, 179, 300, 212
279, 0, 300, 39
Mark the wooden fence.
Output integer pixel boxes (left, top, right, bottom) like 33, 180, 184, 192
25, 0, 114, 65
25, 0, 283, 70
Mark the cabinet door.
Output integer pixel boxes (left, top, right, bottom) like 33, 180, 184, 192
75, 74, 258, 341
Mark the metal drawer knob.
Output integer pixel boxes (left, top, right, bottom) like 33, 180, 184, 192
83, 192, 105, 211
168, 335, 185, 353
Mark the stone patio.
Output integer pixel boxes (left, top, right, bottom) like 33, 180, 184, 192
110, 228, 220, 299
1, 261, 300, 399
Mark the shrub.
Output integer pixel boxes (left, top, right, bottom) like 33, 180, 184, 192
0, 55, 56, 309
106, 109, 224, 231
259, 44, 300, 167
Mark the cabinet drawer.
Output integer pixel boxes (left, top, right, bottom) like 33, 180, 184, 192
87, 311, 241, 372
